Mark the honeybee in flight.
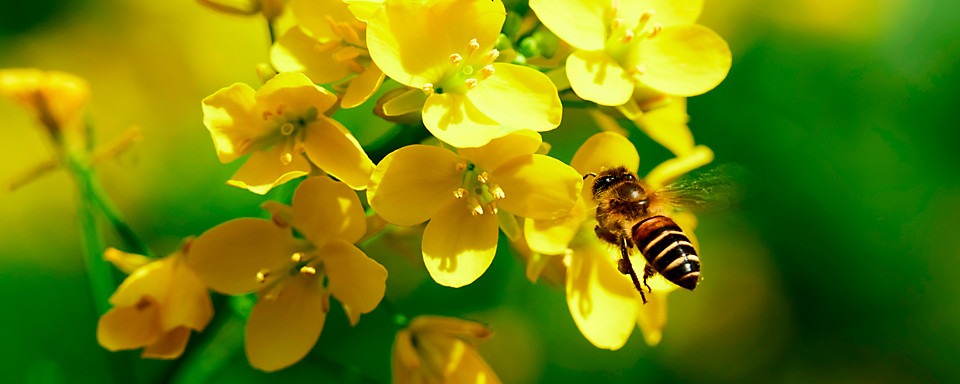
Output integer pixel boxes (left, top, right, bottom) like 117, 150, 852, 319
587, 165, 731, 303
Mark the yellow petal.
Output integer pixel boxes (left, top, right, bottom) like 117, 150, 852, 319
392, 329, 420, 380
523, 197, 587, 255
565, 244, 638, 350
270, 26, 353, 84
291, 0, 359, 41
529, 0, 606, 50
421, 200, 499, 288
366, 0, 505, 87
633, 97, 694, 157
636, 288, 670, 346
467, 63, 562, 132
458, 129, 541, 172
408, 315, 492, 340
638, 24, 731, 97
292, 176, 367, 245
381, 87, 427, 116
159, 259, 214, 332
301, 117, 375, 190
619, 0, 704, 28
322, 239, 387, 313
644, 145, 713, 189
566, 50, 634, 106
141, 326, 191, 359
97, 306, 162, 351
0, 68, 90, 130
367, 145, 461, 226
344, 0, 383, 22
187, 218, 296, 295
201, 83, 264, 163
493, 154, 582, 220
226, 145, 311, 195
104, 247, 152, 275
422, 93, 503, 148
109, 258, 174, 307
341, 63, 386, 109
570, 131, 640, 176
255, 72, 338, 115
441, 340, 503, 384
246, 274, 327, 372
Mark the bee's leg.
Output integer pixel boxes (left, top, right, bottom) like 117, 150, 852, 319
642, 264, 655, 293
618, 235, 647, 304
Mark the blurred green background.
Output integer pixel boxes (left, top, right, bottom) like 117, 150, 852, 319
1, 0, 958, 383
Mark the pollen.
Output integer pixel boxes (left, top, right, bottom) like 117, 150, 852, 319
449, 54, 463, 66
422, 83, 435, 94
467, 38, 480, 55
485, 49, 500, 63
456, 159, 468, 171
620, 30, 634, 43
291, 252, 302, 263
477, 171, 490, 184
639, 10, 654, 24
454, 188, 468, 199
280, 152, 294, 165
648, 24, 662, 39
300, 266, 317, 275
256, 270, 270, 284
611, 18, 623, 31
478, 65, 495, 80
490, 184, 505, 200
465, 78, 478, 90
469, 198, 484, 216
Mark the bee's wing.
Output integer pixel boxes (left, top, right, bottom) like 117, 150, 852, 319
655, 164, 747, 212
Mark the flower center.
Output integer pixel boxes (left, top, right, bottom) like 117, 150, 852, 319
603, 3, 661, 82
452, 160, 505, 215
423, 38, 499, 95
254, 252, 326, 287
316, 16, 370, 73
261, 104, 320, 164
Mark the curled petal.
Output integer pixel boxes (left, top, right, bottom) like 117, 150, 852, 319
323, 239, 387, 313
270, 26, 353, 84
408, 315, 492, 340
381, 87, 428, 117
292, 176, 367, 245
255, 72, 338, 115
644, 145, 713, 189
291, 0, 359, 40
529, 0, 606, 50
566, 244, 637, 350
109, 259, 174, 307
459, 130, 542, 172
566, 50, 633, 106
422, 200, 499, 288
103, 247, 152, 275
246, 274, 328, 372
439, 338, 503, 384
493, 154, 582, 220
523, 197, 587, 255
226, 145, 311, 195
97, 305, 162, 351
201, 83, 263, 163
367, 145, 461, 226
638, 24, 731, 97
141, 327, 191, 359
345, 0, 384, 22
301, 117, 375, 190
341, 63, 386, 109
187, 218, 296, 295
468, 63, 562, 132
422, 93, 504, 148
633, 97, 694, 157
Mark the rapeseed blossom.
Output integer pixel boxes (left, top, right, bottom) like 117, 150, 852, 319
524, 131, 710, 348
0, 68, 89, 145
368, 130, 581, 287
97, 246, 214, 359
271, 0, 385, 108
392, 316, 501, 384
202, 72, 374, 194
187, 177, 387, 371
530, 0, 730, 106
366, 0, 562, 147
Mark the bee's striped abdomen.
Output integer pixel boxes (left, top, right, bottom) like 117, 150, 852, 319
633, 216, 701, 290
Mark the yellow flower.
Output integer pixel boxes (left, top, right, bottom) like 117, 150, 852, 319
195, 0, 286, 19
367, 130, 582, 287
0, 68, 89, 144
523, 131, 710, 349
366, 0, 562, 148
592, 96, 696, 157
186, 177, 387, 372
202, 72, 374, 194
392, 316, 501, 384
271, 0, 386, 108
96, 246, 214, 359
530, 0, 731, 106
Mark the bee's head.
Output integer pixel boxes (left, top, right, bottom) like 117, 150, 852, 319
589, 166, 638, 197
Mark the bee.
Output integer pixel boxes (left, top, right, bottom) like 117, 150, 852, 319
587, 165, 727, 303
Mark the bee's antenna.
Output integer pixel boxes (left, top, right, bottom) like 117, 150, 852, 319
583, 172, 597, 180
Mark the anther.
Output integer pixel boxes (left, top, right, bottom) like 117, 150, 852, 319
465, 78, 478, 90
468, 38, 481, 55
281, 152, 294, 165
300, 266, 317, 275
449, 54, 462, 66
422, 83, 435, 94
256, 270, 270, 283
487, 202, 498, 214
562, 249, 574, 267
291, 252, 302, 263
611, 18, 623, 30
262, 111, 273, 120
490, 184, 505, 200
454, 188, 468, 199
620, 30, 634, 43
485, 49, 499, 63
639, 10, 654, 25
478, 65, 495, 80
456, 160, 468, 171
276, 104, 285, 116
477, 172, 490, 184
280, 123, 295, 135
648, 24, 662, 39
469, 198, 484, 216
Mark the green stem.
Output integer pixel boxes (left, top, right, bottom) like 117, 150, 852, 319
69, 158, 114, 317
88, 177, 153, 257
267, 19, 277, 45
168, 308, 245, 384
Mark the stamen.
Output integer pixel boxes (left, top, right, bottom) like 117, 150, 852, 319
490, 184, 505, 200
280, 123, 295, 135
469, 198, 484, 216
464, 78, 478, 90
315, 41, 341, 52
487, 201, 498, 214
281, 152, 294, 165
562, 249, 574, 267
455, 159, 468, 171
611, 18, 623, 31
467, 38, 480, 55
648, 23, 662, 39
477, 172, 490, 184
449, 54, 462, 66
611, 0, 621, 14
620, 30, 634, 43
324, 16, 343, 38
454, 188, 468, 199
485, 49, 500, 63
276, 104, 285, 116
262, 111, 273, 120
422, 83, 435, 94
291, 252, 302, 263
300, 266, 317, 275
640, 10, 654, 24
256, 270, 270, 283
633, 64, 646, 75
478, 65, 495, 80
340, 21, 362, 46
